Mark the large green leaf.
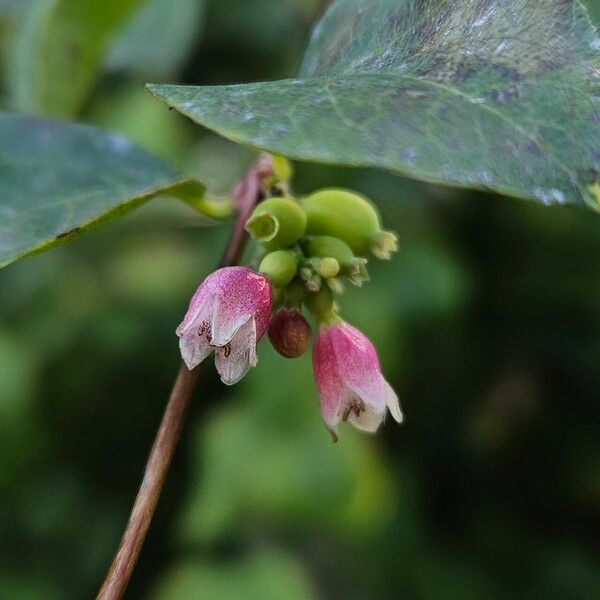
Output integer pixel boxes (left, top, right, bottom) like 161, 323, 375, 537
0, 112, 204, 269
148, 0, 600, 209
8, 0, 141, 117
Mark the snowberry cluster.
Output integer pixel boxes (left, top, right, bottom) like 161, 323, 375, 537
177, 163, 402, 441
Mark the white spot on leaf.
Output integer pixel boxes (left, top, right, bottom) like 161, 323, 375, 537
534, 188, 566, 206
495, 41, 508, 54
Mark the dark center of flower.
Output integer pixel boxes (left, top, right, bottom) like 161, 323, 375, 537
199, 321, 232, 357
342, 397, 366, 421
198, 321, 212, 343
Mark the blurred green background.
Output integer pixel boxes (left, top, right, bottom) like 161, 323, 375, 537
1, 1, 599, 598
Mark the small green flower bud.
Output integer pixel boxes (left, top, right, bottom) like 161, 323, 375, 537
263, 154, 293, 191
304, 236, 369, 286
300, 267, 321, 292
271, 155, 293, 182
259, 250, 298, 288
245, 197, 306, 251
306, 257, 340, 279
268, 307, 312, 358
327, 278, 345, 295
302, 188, 398, 259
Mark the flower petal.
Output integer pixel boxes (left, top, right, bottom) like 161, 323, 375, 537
210, 269, 272, 346
176, 278, 215, 337
384, 380, 403, 424
179, 333, 213, 370
313, 326, 346, 432
331, 322, 388, 414
177, 295, 216, 370
214, 317, 257, 385
347, 403, 385, 433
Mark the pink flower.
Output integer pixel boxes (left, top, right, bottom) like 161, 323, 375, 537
313, 321, 402, 440
177, 267, 272, 385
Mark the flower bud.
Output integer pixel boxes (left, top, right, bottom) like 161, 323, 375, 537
300, 267, 321, 292
262, 155, 294, 191
306, 256, 340, 279
268, 307, 312, 358
302, 188, 398, 259
245, 197, 306, 251
259, 250, 298, 288
304, 236, 369, 286
327, 277, 345, 295
271, 155, 293, 182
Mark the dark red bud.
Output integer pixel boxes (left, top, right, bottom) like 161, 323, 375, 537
268, 308, 312, 358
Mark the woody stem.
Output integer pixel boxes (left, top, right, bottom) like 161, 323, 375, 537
96, 157, 271, 600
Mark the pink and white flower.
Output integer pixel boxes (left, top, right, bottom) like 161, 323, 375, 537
312, 320, 402, 440
177, 266, 272, 385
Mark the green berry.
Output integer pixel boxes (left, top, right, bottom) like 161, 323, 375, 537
302, 188, 398, 258
245, 197, 306, 251
259, 250, 298, 288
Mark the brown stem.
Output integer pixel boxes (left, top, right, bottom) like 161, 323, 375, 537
97, 157, 272, 600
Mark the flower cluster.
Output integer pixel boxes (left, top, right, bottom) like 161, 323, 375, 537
177, 165, 402, 441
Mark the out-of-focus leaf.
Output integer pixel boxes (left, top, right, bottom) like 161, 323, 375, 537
0, 0, 36, 20
148, 0, 600, 209
9, 0, 141, 117
106, 0, 206, 78
178, 347, 397, 544
88, 84, 197, 164
152, 550, 318, 600
0, 112, 204, 269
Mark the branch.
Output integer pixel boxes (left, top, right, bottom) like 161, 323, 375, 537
97, 157, 272, 600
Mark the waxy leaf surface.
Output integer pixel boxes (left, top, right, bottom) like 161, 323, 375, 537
0, 112, 203, 269
149, 0, 600, 209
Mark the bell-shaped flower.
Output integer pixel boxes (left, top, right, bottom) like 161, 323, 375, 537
177, 266, 272, 385
313, 320, 402, 441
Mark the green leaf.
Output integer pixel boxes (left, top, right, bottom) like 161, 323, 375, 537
0, 111, 204, 269
106, 0, 206, 78
589, 0, 600, 26
9, 0, 141, 117
178, 347, 397, 544
152, 550, 318, 600
148, 0, 600, 209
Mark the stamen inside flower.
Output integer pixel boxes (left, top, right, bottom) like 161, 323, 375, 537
342, 396, 366, 421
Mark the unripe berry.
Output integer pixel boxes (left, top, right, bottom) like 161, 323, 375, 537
245, 197, 306, 251
302, 188, 398, 259
259, 250, 298, 288
268, 307, 312, 358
